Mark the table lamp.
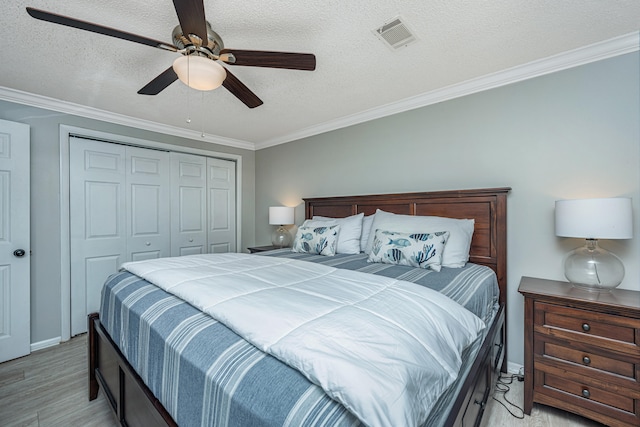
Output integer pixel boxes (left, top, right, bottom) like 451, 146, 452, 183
269, 206, 294, 248
555, 197, 632, 291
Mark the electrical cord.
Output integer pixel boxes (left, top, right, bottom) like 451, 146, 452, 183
491, 374, 525, 419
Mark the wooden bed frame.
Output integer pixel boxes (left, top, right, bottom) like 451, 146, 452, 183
88, 187, 510, 427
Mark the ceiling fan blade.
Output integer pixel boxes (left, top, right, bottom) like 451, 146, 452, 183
222, 69, 263, 109
26, 7, 178, 52
220, 49, 316, 71
172, 0, 207, 42
138, 67, 179, 95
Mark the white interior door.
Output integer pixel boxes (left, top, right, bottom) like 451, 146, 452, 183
171, 152, 207, 256
0, 119, 30, 363
207, 158, 236, 253
70, 138, 127, 336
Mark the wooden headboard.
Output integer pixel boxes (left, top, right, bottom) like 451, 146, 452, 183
304, 187, 510, 306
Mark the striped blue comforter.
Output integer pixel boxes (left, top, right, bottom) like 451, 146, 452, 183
99, 251, 499, 426
260, 249, 499, 323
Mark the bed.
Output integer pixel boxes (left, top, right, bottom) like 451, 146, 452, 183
88, 187, 510, 427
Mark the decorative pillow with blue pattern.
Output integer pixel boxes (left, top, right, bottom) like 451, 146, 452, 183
292, 225, 341, 256
367, 229, 450, 271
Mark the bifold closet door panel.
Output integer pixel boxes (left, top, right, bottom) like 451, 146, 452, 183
126, 146, 171, 262
207, 157, 236, 253
70, 138, 127, 336
170, 152, 207, 257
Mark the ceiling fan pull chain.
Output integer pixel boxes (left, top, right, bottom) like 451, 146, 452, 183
186, 55, 192, 123
186, 93, 192, 123
201, 92, 205, 138
187, 54, 190, 87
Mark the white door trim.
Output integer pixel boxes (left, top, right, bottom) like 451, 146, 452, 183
59, 124, 243, 341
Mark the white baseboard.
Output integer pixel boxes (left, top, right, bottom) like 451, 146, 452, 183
30, 337, 61, 352
507, 361, 524, 375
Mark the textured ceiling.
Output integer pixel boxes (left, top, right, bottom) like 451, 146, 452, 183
1, 1, 639, 148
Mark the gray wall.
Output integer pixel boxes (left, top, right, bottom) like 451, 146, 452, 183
255, 52, 640, 368
0, 100, 256, 344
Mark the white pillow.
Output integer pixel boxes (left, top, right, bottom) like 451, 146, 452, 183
292, 225, 341, 256
364, 209, 474, 268
360, 214, 375, 253
309, 212, 364, 254
368, 229, 450, 271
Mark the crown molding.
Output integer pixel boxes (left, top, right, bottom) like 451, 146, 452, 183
1, 31, 637, 152
0, 86, 255, 151
256, 31, 639, 150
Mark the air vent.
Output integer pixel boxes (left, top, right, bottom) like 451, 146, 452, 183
373, 17, 417, 50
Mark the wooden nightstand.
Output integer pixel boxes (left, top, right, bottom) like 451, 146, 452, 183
247, 245, 281, 253
518, 276, 640, 427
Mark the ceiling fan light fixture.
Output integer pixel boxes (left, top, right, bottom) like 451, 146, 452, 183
172, 55, 226, 91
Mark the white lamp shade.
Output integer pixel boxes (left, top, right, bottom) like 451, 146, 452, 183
269, 206, 294, 225
172, 55, 226, 91
555, 198, 632, 239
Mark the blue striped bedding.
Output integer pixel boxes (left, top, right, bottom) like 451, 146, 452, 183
260, 249, 499, 324
99, 251, 499, 426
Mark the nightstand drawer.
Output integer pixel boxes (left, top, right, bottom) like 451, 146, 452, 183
535, 301, 640, 349
542, 341, 635, 379
541, 372, 634, 412
535, 370, 640, 426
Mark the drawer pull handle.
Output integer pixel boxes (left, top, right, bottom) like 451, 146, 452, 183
582, 356, 591, 365
581, 323, 591, 332
582, 389, 591, 398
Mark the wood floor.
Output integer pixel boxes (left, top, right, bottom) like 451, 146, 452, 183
0, 335, 116, 427
479, 376, 603, 427
0, 335, 604, 427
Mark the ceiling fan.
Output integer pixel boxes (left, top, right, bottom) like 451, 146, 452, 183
26, 1, 316, 108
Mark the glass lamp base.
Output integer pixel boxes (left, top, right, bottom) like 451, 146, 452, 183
563, 239, 624, 292
271, 226, 292, 248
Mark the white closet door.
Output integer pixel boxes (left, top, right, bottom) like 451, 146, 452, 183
69, 138, 237, 335
126, 146, 171, 261
171, 152, 207, 256
70, 138, 127, 336
207, 157, 236, 253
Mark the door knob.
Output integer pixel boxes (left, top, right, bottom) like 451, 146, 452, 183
13, 249, 26, 257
